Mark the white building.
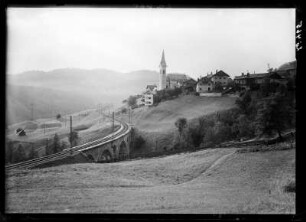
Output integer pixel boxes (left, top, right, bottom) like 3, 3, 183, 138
144, 93, 154, 106
196, 77, 214, 93
211, 70, 230, 85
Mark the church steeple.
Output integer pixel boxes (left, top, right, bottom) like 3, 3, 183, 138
160, 49, 167, 68
158, 50, 167, 90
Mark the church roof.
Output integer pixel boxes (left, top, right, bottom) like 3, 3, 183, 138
160, 50, 167, 67
166, 73, 188, 81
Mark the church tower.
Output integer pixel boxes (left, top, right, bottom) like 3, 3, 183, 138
159, 50, 167, 90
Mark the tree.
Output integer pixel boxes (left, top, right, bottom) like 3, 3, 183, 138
13, 144, 26, 163
6, 140, 14, 163
53, 133, 61, 153
69, 131, 79, 147
214, 82, 223, 92
127, 96, 137, 107
61, 141, 68, 151
235, 91, 252, 115
175, 118, 187, 144
121, 107, 127, 114
28, 146, 37, 160
255, 93, 293, 140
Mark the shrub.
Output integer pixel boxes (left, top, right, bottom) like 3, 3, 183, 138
284, 180, 295, 193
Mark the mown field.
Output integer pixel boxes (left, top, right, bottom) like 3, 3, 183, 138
6, 147, 295, 213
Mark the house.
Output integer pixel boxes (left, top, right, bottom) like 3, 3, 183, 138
144, 92, 154, 106
234, 72, 286, 89
234, 73, 267, 89
182, 78, 197, 94
146, 84, 157, 94
196, 76, 214, 93
136, 96, 145, 106
211, 70, 231, 86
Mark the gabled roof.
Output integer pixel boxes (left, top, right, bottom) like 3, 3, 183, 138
166, 73, 188, 80
213, 70, 230, 77
146, 85, 157, 91
198, 76, 213, 85
234, 73, 267, 80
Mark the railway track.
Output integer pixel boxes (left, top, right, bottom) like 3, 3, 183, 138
5, 117, 131, 171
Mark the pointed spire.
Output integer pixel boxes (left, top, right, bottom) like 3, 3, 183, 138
160, 49, 167, 67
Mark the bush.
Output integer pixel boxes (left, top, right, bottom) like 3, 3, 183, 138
134, 136, 145, 149
284, 180, 295, 193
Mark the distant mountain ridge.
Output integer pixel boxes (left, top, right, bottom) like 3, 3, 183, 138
6, 68, 160, 124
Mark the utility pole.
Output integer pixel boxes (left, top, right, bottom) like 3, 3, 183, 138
112, 112, 115, 133
70, 116, 72, 148
30, 103, 34, 120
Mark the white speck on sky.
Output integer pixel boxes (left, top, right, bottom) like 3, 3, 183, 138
7, 8, 296, 78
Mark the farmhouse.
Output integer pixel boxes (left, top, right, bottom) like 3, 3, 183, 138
211, 70, 231, 86
196, 77, 214, 93
234, 72, 287, 89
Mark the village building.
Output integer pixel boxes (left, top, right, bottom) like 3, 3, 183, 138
196, 70, 231, 93
182, 78, 197, 94
234, 72, 287, 89
211, 70, 231, 86
196, 76, 214, 93
146, 84, 157, 94
143, 92, 154, 106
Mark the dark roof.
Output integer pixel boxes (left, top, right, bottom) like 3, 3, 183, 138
278, 60, 296, 71
198, 77, 213, 84
166, 73, 188, 80
267, 72, 284, 79
183, 78, 197, 84
213, 70, 230, 77
234, 73, 267, 80
146, 85, 157, 91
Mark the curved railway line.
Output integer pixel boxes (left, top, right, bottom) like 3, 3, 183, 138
5, 116, 131, 171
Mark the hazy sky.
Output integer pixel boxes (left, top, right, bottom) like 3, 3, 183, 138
7, 8, 295, 78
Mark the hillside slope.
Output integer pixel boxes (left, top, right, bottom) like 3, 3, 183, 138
6, 148, 295, 213
131, 95, 237, 132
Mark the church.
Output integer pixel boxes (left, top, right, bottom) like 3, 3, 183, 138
158, 50, 190, 90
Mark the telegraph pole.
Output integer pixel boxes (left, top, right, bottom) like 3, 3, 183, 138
30, 103, 34, 120
112, 112, 115, 133
70, 116, 72, 148
128, 108, 131, 124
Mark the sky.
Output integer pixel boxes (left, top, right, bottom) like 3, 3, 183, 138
7, 8, 296, 79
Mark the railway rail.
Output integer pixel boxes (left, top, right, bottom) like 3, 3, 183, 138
5, 116, 130, 171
